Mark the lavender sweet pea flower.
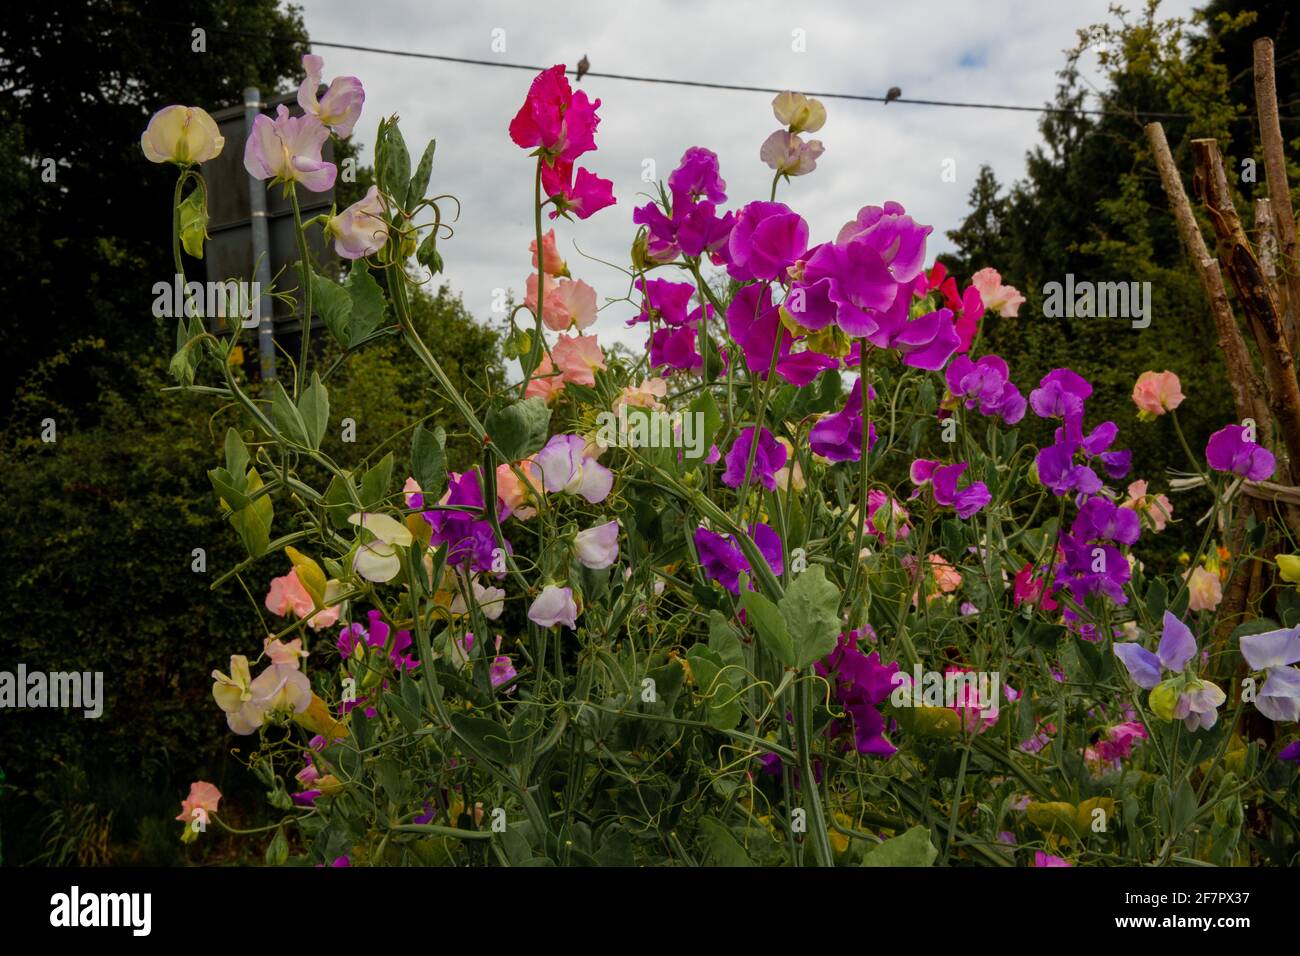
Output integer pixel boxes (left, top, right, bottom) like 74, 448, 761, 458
1113, 612, 1197, 689
1072, 497, 1141, 547
534, 434, 613, 503
574, 519, 620, 570
243, 105, 337, 192
722, 426, 787, 491
727, 201, 808, 281
528, 585, 578, 629
297, 54, 365, 138
1035, 441, 1103, 497
1029, 369, 1092, 423
1239, 625, 1300, 722
1206, 425, 1275, 481
945, 354, 1026, 424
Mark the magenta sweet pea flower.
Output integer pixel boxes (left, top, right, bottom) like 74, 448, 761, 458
1206, 425, 1275, 481
541, 159, 616, 220
945, 354, 1026, 424
243, 105, 337, 192
810, 378, 877, 463
634, 278, 695, 327
910, 459, 991, 518
650, 322, 703, 372
722, 426, 787, 491
727, 201, 808, 281
725, 283, 839, 386
814, 634, 899, 757
1029, 368, 1092, 425
422, 469, 508, 572
694, 523, 783, 594
508, 64, 600, 162
1033, 852, 1072, 867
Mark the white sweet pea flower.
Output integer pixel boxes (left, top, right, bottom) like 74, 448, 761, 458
575, 519, 620, 570
349, 512, 414, 583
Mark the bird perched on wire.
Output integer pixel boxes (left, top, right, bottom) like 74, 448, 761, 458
885, 86, 902, 104
576, 55, 590, 82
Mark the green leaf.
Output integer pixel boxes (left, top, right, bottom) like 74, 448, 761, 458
298, 373, 329, 449
177, 184, 209, 259
860, 825, 938, 867
407, 138, 436, 208
383, 691, 420, 733
265, 826, 289, 866
686, 645, 742, 729
378, 118, 412, 210
707, 610, 744, 669
1171, 780, 1199, 834
271, 380, 308, 445
223, 427, 249, 477
450, 713, 514, 764
740, 584, 795, 668
208, 469, 250, 512
779, 565, 841, 669
229, 469, 273, 557
312, 268, 353, 348
359, 452, 394, 510
486, 398, 552, 461
343, 261, 386, 347
411, 424, 448, 499
1145, 579, 1169, 623
700, 817, 753, 866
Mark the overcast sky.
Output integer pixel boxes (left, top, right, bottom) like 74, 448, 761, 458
295, 0, 1199, 356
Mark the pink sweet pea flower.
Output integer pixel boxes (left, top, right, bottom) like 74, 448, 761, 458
176, 781, 222, 827
528, 585, 579, 629
541, 158, 616, 220
508, 64, 600, 162
759, 130, 824, 176
524, 353, 565, 404
970, 267, 1025, 317
243, 105, 337, 192
1122, 479, 1174, 532
265, 568, 340, 629
326, 185, 387, 259
496, 460, 543, 520
530, 229, 569, 277
525, 274, 597, 331
551, 333, 605, 385
263, 637, 308, 667
1132, 370, 1184, 416
297, 54, 365, 138
616, 378, 669, 411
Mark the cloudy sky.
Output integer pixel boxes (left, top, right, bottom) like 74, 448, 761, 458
295, 0, 1198, 356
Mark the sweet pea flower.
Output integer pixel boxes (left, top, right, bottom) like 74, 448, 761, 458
551, 333, 605, 385
524, 354, 565, 404
449, 578, 507, 621
534, 434, 613, 503
722, 426, 787, 491
1013, 562, 1058, 611
771, 91, 827, 133
574, 519, 620, 570
297, 54, 364, 138
1084, 721, 1148, 774
1132, 370, 1184, 417
541, 158, 616, 220
864, 488, 910, 542
508, 64, 600, 162
265, 568, 340, 629
1029, 368, 1092, 424
1114, 611, 1225, 731
528, 585, 579, 629
810, 378, 877, 463
726, 201, 808, 281
325, 185, 387, 259
525, 274, 597, 331
496, 460, 543, 520
1186, 565, 1223, 612
530, 229, 569, 277
909, 459, 991, 519
814, 634, 898, 756
1280, 741, 1300, 765
1122, 480, 1173, 532
694, 523, 784, 594
1238, 625, 1300, 722
348, 512, 414, 583
760, 130, 824, 176
1033, 852, 1072, 868
945, 354, 1026, 424
970, 267, 1025, 317
141, 105, 224, 165
264, 637, 308, 667
243, 105, 337, 192
1278, 554, 1300, 588
616, 378, 669, 411
211, 655, 261, 734
453, 633, 517, 689
176, 781, 222, 829
1206, 425, 1275, 481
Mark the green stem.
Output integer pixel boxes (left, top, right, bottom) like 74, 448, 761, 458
289, 184, 312, 400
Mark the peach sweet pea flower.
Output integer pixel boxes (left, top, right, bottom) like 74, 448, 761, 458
496, 459, 543, 520
265, 568, 340, 629
773, 437, 805, 492
530, 228, 569, 277
1186, 565, 1223, 612
1132, 370, 1184, 417
176, 781, 222, 828
1122, 479, 1174, 532
616, 378, 668, 411
524, 353, 566, 404
525, 274, 597, 331
141, 105, 225, 166
263, 637, 308, 667
552, 333, 605, 386
970, 267, 1025, 318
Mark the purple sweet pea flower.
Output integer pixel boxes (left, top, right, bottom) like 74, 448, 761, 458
1279, 740, 1300, 765
422, 469, 506, 573
1029, 369, 1092, 424
1239, 625, 1300, 722
722, 426, 787, 491
814, 633, 899, 757
810, 378, 877, 463
727, 201, 808, 281
1206, 425, 1275, 481
694, 523, 783, 594
650, 322, 702, 371
633, 278, 695, 327
945, 354, 1026, 424
669, 146, 728, 205
1113, 611, 1197, 688
1072, 497, 1141, 547
910, 459, 991, 518
725, 282, 838, 387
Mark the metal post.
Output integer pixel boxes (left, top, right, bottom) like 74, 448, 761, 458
243, 86, 277, 381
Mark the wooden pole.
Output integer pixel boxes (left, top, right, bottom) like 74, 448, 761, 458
1254, 38, 1300, 357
